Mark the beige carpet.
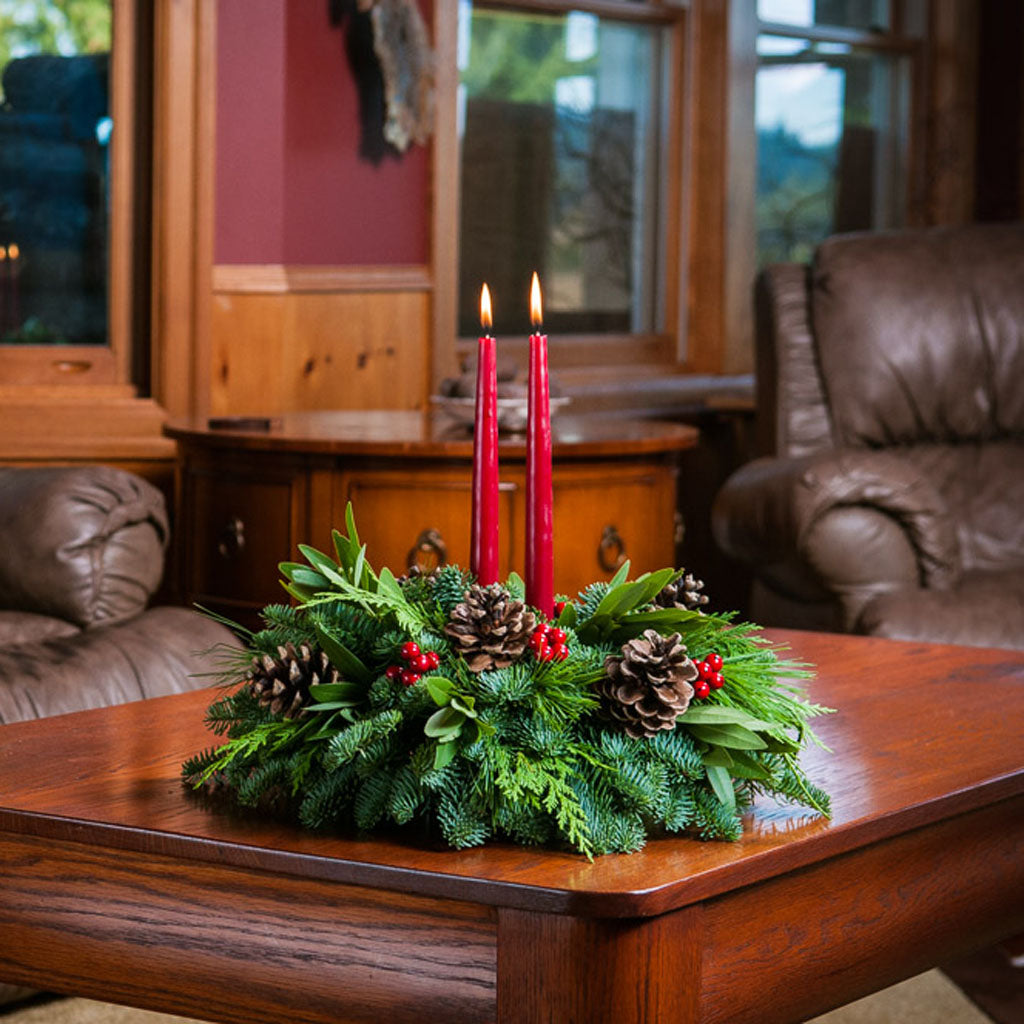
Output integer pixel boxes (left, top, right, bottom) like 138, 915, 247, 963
0, 969, 996, 1023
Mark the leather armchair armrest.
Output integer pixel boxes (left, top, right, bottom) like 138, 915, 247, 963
712, 449, 961, 624
0, 466, 169, 629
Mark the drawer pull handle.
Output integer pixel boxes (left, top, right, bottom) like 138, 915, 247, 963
217, 516, 246, 559
598, 524, 626, 574
407, 528, 448, 572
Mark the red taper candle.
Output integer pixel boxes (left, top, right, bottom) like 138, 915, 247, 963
471, 283, 500, 584
526, 272, 554, 618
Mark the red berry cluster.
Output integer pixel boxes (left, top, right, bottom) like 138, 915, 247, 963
529, 624, 569, 663
384, 641, 440, 687
693, 651, 724, 700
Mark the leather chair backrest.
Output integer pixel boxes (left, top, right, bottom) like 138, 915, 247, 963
756, 222, 1024, 573
811, 223, 1024, 448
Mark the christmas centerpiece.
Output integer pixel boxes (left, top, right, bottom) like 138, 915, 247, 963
182, 277, 831, 858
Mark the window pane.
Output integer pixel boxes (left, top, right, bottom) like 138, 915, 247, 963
755, 39, 909, 264
757, 0, 890, 32
457, 3, 667, 337
0, 0, 111, 345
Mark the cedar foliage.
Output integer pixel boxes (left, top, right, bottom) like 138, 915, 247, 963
183, 507, 831, 858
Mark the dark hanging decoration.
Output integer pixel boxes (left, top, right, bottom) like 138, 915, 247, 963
328, 0, 435, 164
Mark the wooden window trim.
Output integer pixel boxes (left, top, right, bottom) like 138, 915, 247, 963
431, 0, 691, 387
0, 0, 212, 463
0, 2, 137, 390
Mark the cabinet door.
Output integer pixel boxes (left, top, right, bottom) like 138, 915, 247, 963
181, 460, 307, 618
551, 463, 677, 598
336, 469, 517, 578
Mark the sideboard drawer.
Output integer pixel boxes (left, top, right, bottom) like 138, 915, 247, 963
336, 470, 518, 578
552, 463, 678, 597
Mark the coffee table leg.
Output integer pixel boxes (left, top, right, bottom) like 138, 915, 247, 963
496, 906, 702, 1023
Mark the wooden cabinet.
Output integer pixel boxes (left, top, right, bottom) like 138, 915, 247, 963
168, 411, 696, 623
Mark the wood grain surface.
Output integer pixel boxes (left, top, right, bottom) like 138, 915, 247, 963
0, 630, 1021, 1023
0, 831, 496, 1023
0, 630, 1020, 919
165, 410, 698, 460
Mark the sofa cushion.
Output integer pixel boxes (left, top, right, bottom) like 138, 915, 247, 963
857, 568, 1024, 650
0, 606, 236, 725
0, 466, 168, 629
901, 441, 1024, 573
0, 611, 79, 646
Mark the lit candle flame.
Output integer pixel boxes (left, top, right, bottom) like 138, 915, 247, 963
480, 283, 493, 332
7, 243, 19, 261
530, 272, 543, 329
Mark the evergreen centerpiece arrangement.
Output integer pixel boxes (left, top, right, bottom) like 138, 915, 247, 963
183, 507, 831, 858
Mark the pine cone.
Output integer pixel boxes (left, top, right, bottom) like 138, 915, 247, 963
654, 572, 709, 612
444, 583, 537, 673
248, 642, 339, 718
597, 629, 698, 738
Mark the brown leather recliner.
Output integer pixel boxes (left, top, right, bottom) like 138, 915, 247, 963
712, 223, 1024, 650
0, 465, 238, 1007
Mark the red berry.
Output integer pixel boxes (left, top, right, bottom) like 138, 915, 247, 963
425, 651, 441, 670
412, 653, 432, 673
554, 600, 567, 616
534, 640, 551, 660
709, 671, 725, 690
400, 641, 420, 661
696, 660, 711, 679
400, 669, 421, 687
551, 642, 569, 662
549, 628, 567, 645
694, 680, 710, 699
707, 652, 723, 672
385, 665, 402, 682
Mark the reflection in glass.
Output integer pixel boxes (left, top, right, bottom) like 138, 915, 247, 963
0, 1, 111, 344
755, 38, 908, 264
457, 3, 667, 337
757, 0, 890, 31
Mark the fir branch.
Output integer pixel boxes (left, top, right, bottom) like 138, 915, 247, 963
297, 763, 358, 830
236, 755, 292, 808
353, 772, 393, 830
324, 709, 403, 770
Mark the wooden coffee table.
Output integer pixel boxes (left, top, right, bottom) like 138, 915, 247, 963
0, 629, 1021, 1023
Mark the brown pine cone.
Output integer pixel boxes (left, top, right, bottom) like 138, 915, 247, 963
248, 642, 339, 719
597, 629, 698, 738
444, 583, 537, 673
654, 572, 709, 612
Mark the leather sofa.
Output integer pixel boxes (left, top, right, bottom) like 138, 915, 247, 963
0, 464, 238, 1006
712, 222, 1024, 650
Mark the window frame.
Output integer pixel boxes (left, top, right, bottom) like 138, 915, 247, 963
720, 0, 976, 373
0, 0, 142, 391
431, 0, 690, 387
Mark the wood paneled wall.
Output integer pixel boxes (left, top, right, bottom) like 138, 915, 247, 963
208, 266, 431, 415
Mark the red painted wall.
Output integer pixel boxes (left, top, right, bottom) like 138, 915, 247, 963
215, 0, 287, 262
216, 0, 431, 266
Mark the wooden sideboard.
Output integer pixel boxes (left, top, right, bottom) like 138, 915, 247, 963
165, 411, 697, 623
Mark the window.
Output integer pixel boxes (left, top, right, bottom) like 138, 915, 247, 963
0, 0, 150, 387
454, 0, 678, 343
755, 0, 922, 264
